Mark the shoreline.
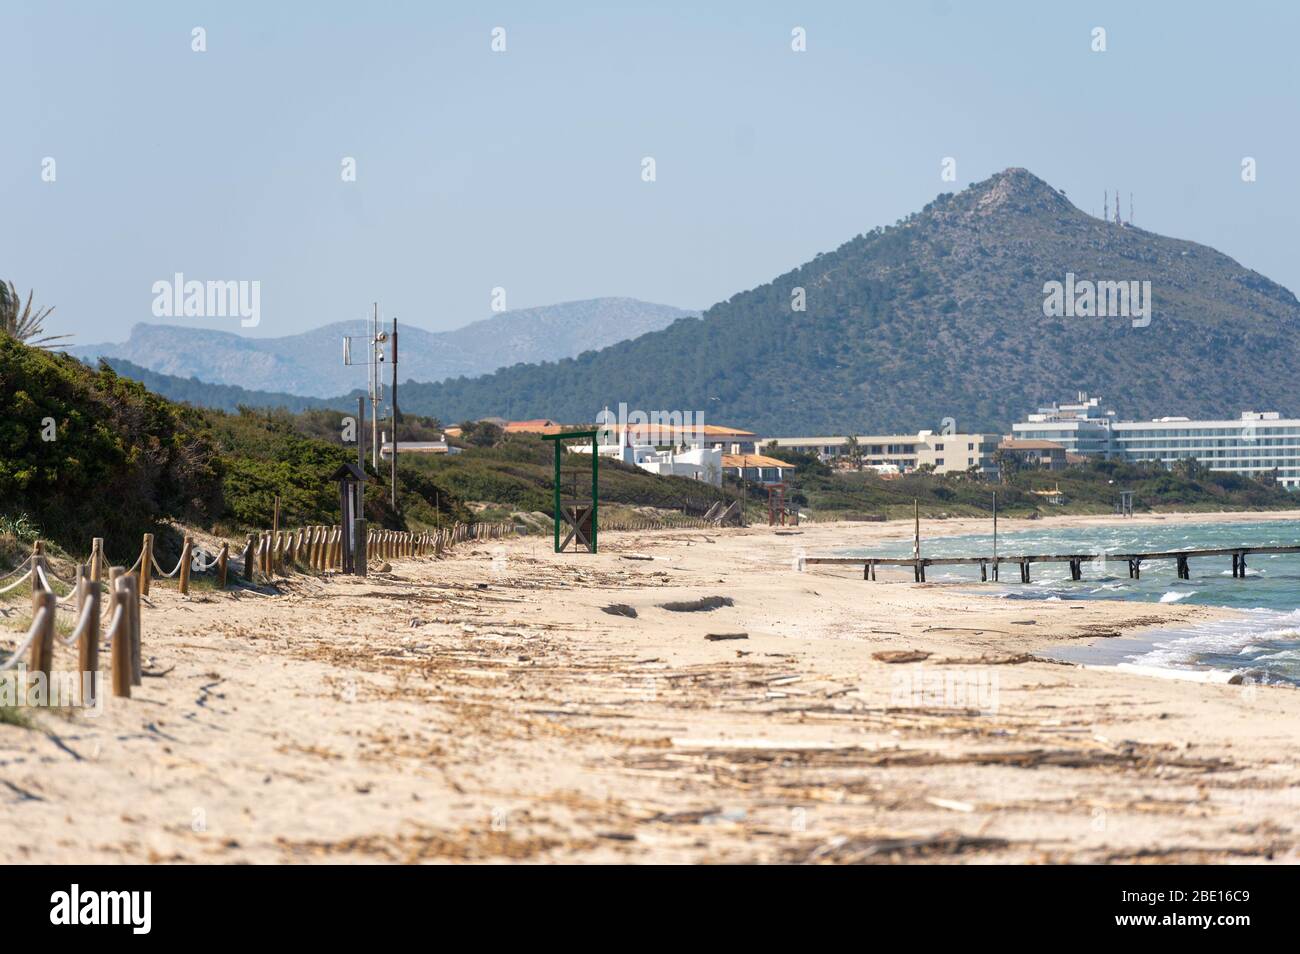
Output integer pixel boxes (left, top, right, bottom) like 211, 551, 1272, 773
815, 508, 1300, 683
2, 514, 1299, 863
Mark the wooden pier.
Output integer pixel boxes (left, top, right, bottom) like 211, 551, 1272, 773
804, 545, 1300, 583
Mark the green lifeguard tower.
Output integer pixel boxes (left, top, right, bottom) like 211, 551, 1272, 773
540, 430, 600, 553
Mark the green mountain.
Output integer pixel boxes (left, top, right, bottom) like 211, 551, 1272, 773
382, 168, 1300, 435
100, 358, 358, 414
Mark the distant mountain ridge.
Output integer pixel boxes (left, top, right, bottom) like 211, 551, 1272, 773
370, 168, 1300, 434
70, 297, 695, 398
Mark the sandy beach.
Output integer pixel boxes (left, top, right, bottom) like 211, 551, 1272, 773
2, 511, 1298, 864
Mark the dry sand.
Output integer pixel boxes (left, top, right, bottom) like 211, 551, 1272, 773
2, 511, 1298, 864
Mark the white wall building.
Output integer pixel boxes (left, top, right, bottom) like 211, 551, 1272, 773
1012, 395, 1300, 488
568, 439, 723, 486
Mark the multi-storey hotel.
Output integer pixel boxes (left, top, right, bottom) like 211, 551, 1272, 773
1013, 394, 1300, 489
769, 432, 1002, 477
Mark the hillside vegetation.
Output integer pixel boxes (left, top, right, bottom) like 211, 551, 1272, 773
0, 338, 740, 558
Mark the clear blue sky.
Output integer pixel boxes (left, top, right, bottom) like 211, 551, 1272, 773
4, 0, 1297, 342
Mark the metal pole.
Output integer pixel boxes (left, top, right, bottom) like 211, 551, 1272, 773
357, 395, 365, 470
371, 302, 380, 471
590, 432, 598, 553
390, 318, 398, 509
992, 490, 998, 581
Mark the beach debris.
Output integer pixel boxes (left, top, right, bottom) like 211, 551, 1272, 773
1011, 619, 1038, 626
873, 650, 931, 664
935, 653, 1036, 666
705, 632, 748, 641
602, 604, 638, 618
620, 553, 654, 561
801, 832, 1009, 864
658, 596, 733, 613
409, 619, 428, 628
925, 796, 975, 813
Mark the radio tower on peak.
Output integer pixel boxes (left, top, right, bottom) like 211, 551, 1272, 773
1103, 190, 1108, 222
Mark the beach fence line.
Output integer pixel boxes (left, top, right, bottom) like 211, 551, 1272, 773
0, 539, 141, 706
235, 521, 527, 583
0, 522, 516, 709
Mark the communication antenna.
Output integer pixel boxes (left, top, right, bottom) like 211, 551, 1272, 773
1129, 192, 1134, 225
1103, 190, 1108, 222
341, 302, 387, 469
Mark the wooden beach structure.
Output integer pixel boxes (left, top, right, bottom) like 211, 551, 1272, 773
805, 544, 1298, 583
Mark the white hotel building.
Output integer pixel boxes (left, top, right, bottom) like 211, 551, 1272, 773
1012, 394, 1300, 489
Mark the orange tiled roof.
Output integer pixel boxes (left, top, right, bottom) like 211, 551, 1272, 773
505, 419, 565, 435
722, 453, 790, 469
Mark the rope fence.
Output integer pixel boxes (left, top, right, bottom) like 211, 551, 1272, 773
0, 540, 136, 710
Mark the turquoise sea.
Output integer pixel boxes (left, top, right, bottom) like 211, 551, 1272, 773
840, 519, 1300, 685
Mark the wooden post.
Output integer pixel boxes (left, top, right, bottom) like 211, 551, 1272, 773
122, 574, 142, 686
90, 537, 104, 584
178, 536, 192, 595
30, 540, 46, 622
74, 562, 87, 614
110, 579, 131, 698
353, 518, 367, 577
79, 565, 100, 708
242, 534, 257, 581
140, 532, 154, 596
217, 542, 229, 588
29, 588, 56, 681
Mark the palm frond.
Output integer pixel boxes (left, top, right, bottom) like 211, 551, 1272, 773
0, 280, 69, 349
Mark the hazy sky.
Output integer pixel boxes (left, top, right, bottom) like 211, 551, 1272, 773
5, 0, 1297, 342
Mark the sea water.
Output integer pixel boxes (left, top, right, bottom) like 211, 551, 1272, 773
840, 519, 1300, 685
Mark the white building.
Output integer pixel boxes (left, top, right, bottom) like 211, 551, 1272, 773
1010, 392, 1117, 457
1012, 395, 1300, 488
569, 435, 723, 486
1112, 412, 1300, 488
769, 431, 1001, 477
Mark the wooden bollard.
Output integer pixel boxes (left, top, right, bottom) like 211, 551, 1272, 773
242, 533, 257, 581
140, 532, 154, 596
178, 536, 192, 595
29, 588, 56, 681
109, 578, 131, 698
90, 537, 104, 584
284, 530, 297, 566
217, 542, 229, 588
79, 564, 100, 708
122, 573, 142, 686
74, 562, 87, 614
